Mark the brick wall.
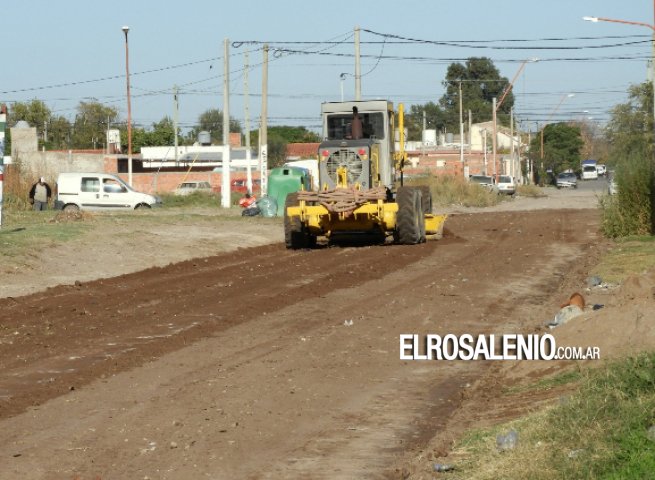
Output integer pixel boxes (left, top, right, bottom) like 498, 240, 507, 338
115, 171, 262, 194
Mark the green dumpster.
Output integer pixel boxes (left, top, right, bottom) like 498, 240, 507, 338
267, 166, 311, 216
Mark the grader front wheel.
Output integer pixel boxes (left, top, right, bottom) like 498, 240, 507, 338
395, 187, 425, 245
284, 193, 316, 249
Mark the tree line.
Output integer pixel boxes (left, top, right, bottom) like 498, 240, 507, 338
4, 56, 606, 176
2, 99, 321, 167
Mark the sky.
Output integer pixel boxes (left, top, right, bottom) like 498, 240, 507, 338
2, 0, 653, 136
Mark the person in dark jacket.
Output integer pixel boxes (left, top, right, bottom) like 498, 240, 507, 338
29, 177, 52, 211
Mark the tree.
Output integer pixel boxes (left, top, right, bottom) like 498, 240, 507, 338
440, 57, 513, 131
8, 99, 52, 150
267, 133, 288, 168
72, 100, 119, 150
250, 126, 320, 147
603, 81, 654, 235
188, 108, 242, 144
47, 115, 71, 150
529, 122, 583, 176
132, 117, 177, 152
606, 82, 653, 161
405, 102, 445, 141
575, 119, 609, 165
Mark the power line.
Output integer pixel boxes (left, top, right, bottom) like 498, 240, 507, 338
361, 28, 652, 50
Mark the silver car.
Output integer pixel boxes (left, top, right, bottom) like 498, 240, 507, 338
469, 175, 499, 193
556, 172, 577, 189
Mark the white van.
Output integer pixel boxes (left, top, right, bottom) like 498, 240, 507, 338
582, 165, 598, 180
55, 172, 161, 211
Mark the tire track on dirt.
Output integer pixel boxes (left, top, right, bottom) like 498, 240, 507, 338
0, 239, 454, 420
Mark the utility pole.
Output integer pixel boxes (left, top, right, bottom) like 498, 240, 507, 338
260, 44, 269, 196
492, 97, 498, 181
221, 38, 231, 209
468, 110, 472, 154
422, 110, 426, 161
482, 129, 488, 174
459, 81, 465, 177
244, 50, 252, 193
354, 26, 361, 101
0, 104, 6, 229
510, 107, 514, 177
122, 26, 133, 186
173, 85, 179, 165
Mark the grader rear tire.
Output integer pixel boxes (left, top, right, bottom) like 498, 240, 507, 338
395, 187, 424, 245
417, 185, 433, 214
284, 193, 316, 249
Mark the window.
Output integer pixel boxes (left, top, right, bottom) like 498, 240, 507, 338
81, 177, 100, 193
326, 112, 385, 140
103, 178, 126, 193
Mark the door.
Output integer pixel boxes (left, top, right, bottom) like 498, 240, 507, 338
100, 177, 134, 209
78, 176, 102, 209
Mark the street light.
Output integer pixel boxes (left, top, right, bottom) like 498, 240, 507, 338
492, 57, 539, 182
583, 10, 655, 147
122, 25, 133, 186
585, 6, 655, 232
540, 93, 575, 177
340, 73, 347, 102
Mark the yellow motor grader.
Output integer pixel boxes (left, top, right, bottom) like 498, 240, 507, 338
284, 100, 447, 248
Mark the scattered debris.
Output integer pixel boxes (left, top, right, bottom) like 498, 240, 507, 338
49, 211, 94, 223
549, 305, 584, 328
586, 276, 602, 288
433, 463, 455, 472
647, 425, 655, 442
496, 429, 518, 451
568, 448, 584, 458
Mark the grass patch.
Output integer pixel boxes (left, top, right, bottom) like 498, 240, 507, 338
591, 236, 655, 284
158, 191, 222, 208
503, 369, 582, 395
0, 210, 91, 258
158, 191, 245, 209
405, 175, 507, 208
517, 184, 546, 198
447, 353, 655, 479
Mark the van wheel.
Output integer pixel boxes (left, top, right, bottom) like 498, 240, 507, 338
135, 204, 151, 210
63, 204, 80, 212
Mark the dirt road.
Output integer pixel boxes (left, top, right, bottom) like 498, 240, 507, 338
0, 205, 603, 479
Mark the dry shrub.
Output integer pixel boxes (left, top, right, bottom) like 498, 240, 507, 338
2, 164, 33, 210
406, 174, 505, 208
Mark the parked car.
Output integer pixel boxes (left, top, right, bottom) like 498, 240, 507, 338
174, 181, 212, 196
55, 172, 161, 211
556, 172, 578, 189
497, 175, 516, 195
230, 178, 261, 193
469, 175, 498, 193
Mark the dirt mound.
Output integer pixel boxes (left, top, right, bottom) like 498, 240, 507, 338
617, 268, 655, 304
49, 210, 95, 223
